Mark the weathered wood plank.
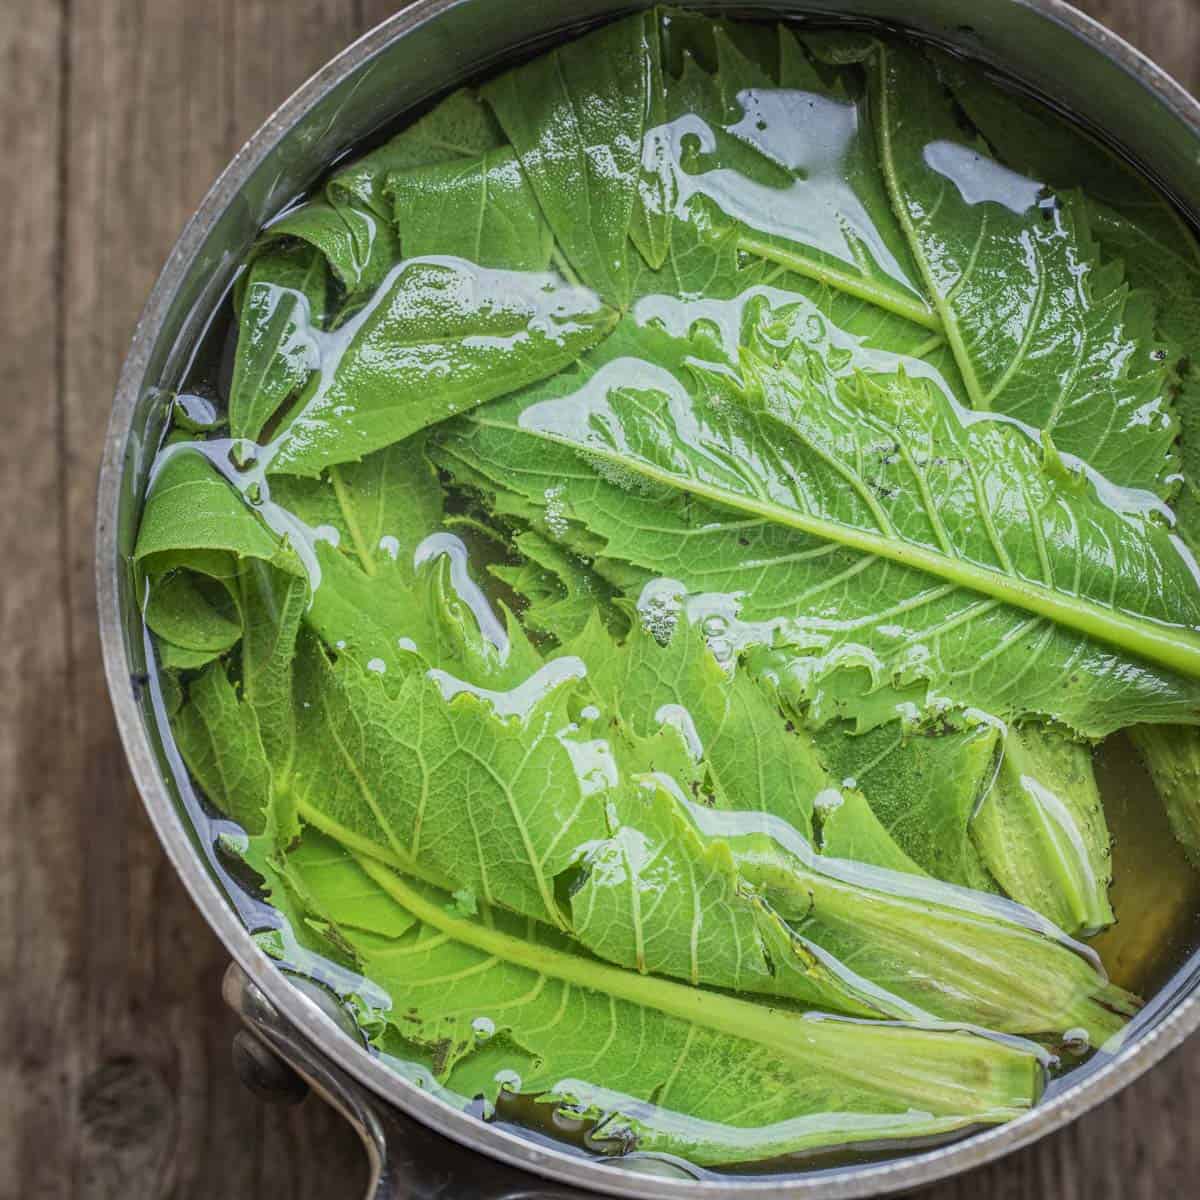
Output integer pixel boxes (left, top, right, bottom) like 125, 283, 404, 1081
0, 3, 75, 1199
48, 1, 366, 1197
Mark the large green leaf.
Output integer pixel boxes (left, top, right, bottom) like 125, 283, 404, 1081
651, 20, 935, 328
283, 841, 1043, 1166
268, 259, 616, 477
229, 243, 327, 442
496, 346, 1200, 672
971, 726, 1113, 937
483, 14, 658, 305
439, 305, 1200, 733
868, 40, 1175, 497
387, 148, 553, 271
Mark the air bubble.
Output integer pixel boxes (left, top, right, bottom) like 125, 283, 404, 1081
708, 636, 732, 664
1061, 1026, 1091, 1054
636, 578, 685, 645
543, 484, 569, 538
472, 1016, 495, 1040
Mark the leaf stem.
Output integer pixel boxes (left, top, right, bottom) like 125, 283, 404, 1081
356, 855, 1039, 1118
736, 232, 942, 332
550, 245, 582, 288
329, 465, 376, 576
871, 43, 992, 408
477, 417, 1200, 682
296, 797, 454, 892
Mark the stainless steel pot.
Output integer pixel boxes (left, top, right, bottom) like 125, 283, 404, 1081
96, 2, 1200, 1196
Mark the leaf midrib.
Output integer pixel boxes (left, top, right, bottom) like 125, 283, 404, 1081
470, 414, 1200, 680
354, 854, 1035, 1116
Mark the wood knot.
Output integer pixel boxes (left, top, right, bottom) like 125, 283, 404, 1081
79, 1055, 172, 1150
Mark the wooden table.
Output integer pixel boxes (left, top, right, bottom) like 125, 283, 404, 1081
4, 1, 1199, 1196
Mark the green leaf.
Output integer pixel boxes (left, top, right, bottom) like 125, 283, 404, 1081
313, 854, 1044, 1166
268, 259, 617, 477
814, 785, 927, 876
328, 86, 506, 218
972, 726, 1114, 936
143, 560, 241, 656
157, 639, 225, 671
573, 617, 828, 839
870, 41, 1175, 497
939, 51, 1190, 258
229, 244, 326, 442
276, 832, 419, 940
387, 148, 553, 271
628, 198, 766, 301
1129, 726, 1200, 869
134, 450, 284, 569
441, 405, 1200, 738
443, 304, 1200, 730
568, 773, 897, 1014
814, 717, 1001, 891
289, 631, 604, 929
628, 11, 673, 270
303, 536, 543, 691
1084, 202, 1200, 547
271, 436, 444, 582
264, 198, 399, 298
653, 20, 935, 328
503, 320, 1200, 675
724, 816, 1131, 1039
483, 14, 657, 305
489, 530, 625, 644
238, 559, 309, 843
174, 661, 271, 834
251, 87, 504, 302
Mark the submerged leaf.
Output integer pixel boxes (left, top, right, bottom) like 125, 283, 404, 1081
295, 844, 1044, 1166
483, 14, 658, 305
972, 726, 1114, 936
1130, 725, 1200, 869
388, 148, 553, 271
870, 41, 1175, 497
269, 259, 616, 477
229, 244, 326, 442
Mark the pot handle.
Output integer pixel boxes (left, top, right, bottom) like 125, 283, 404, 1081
223, 963, 577, 1199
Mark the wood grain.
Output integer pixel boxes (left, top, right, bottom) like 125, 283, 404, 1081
1, 2, 1198, 1198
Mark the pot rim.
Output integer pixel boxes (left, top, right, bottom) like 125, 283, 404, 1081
96, 2, 1200, 1195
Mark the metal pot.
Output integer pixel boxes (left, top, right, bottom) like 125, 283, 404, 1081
96, 2, 1200, 1196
